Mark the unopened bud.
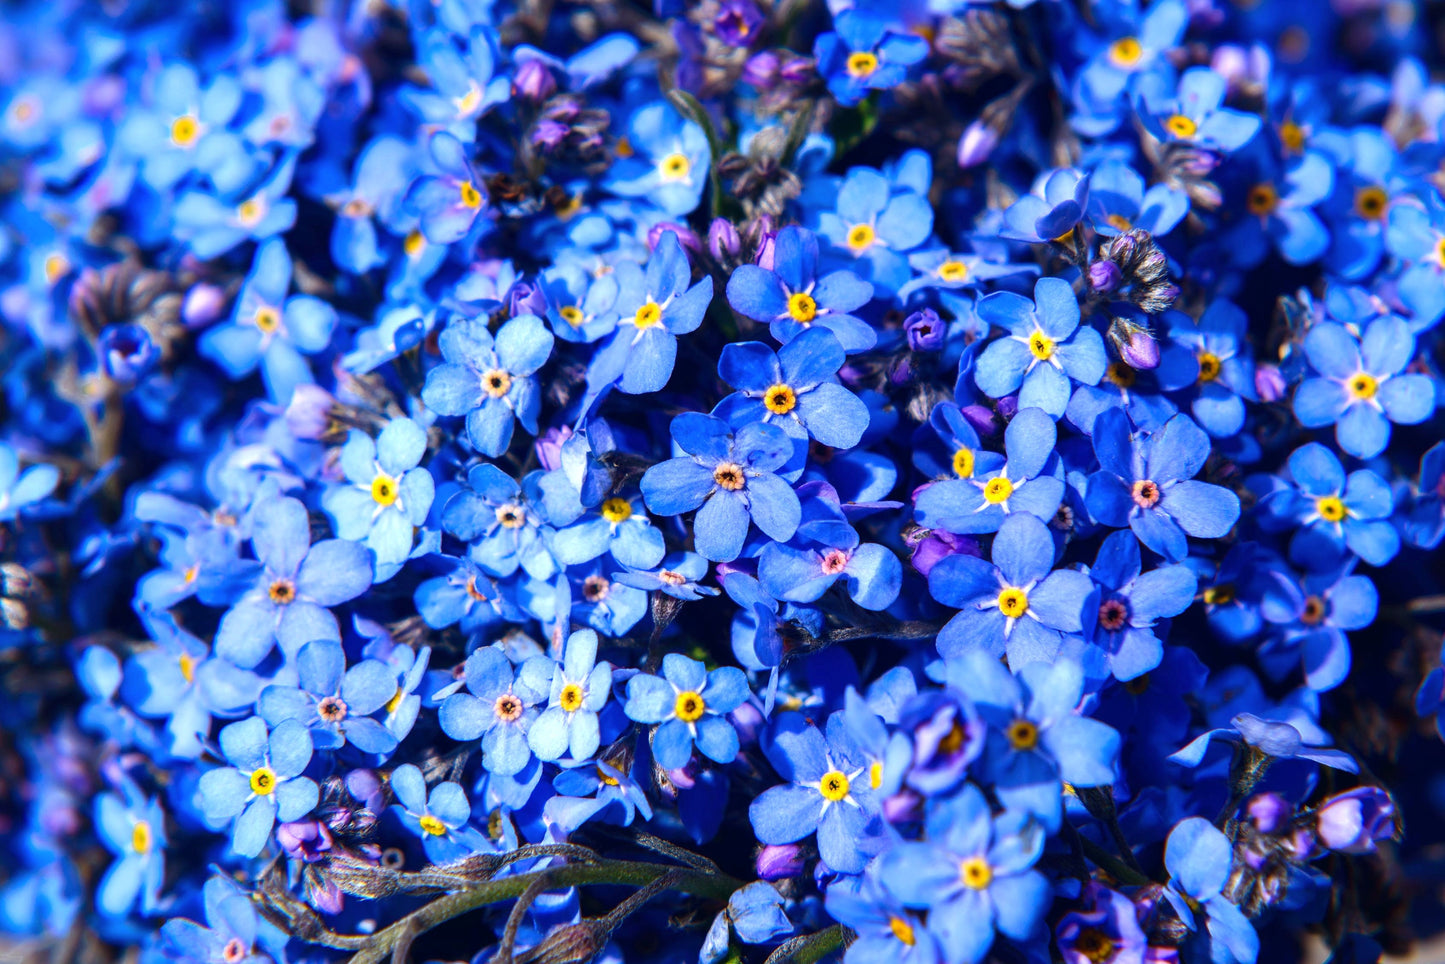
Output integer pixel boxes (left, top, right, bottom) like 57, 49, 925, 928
957, 119, 999, 168
1255, 364, 1288, 403
905, 308, 946, 351
513, 58, 556, 102
756, 843, 806, 880
1316, 787, 1394, 855
284, 384, 338, 441
99, 324, 159, 382
1088, 260, 1124, 293
1107, 318, 1161, 370
649, 222, 702, 256
742, 50, 780, 88
1246, 792, 1291, 834
182, 283, 226, 329
521, 919, 609, 964
708, 218, 741, 261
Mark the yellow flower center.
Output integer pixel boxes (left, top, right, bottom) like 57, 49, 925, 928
1164, 114, 1197, 138
1074, 927, 1117, 963
268, 579, 296, 605
846, 223, 876, 251
1107, 214, 1134, 232
1301, 595, 1328, 626
846, 51, 879, 78
1316, 495, 1347, 522
371, 473, 399, 506
495, 505, 526, 529
713, 462, 746, 491
404, 230, 426, 259
819, 769, 850, 802
494, 693, 524, 722
787, 291, 817, 322
459, 180, 483, 209
1246, 183, 1278, 216
179, 653, 197, 683
1348, 372, 1378, 399
236, 197, 265, 227
559, 305, 584, 327
559, 683, 585, 712
634, 302, 662, 329
960, 856, 993, 890
1354, 186, 1389, 220
1028, 330, 1055, 361
674, 690, 706, 722
131, 820, 153, 854
418, 814, 447, 836
1279, 120, 1306, 153
254, 306, 281, 334
598, 766, 621, 786
938, 260, 970, 282
170, 114, 200, 147
1132, 479, 1162, 509
983, 476, 1013, 504
870, 760, 883, 789
455, 83, 483, 117
385, 686, 406, 715
888, 915, 916, 946
764, 383, 797, 415
482, 369, 512, 398
250, 767, 278, 796
952, 446, 975, 479
601, 498, 633, 523
660, 152, 691, 180
1007, 718, 1040, 750
1197, 352, 1222, 382
42, 252, 70, 285
1107, 361, 1136, 388
998, 587, 1029, 618
1108, 36, 1144, 67
1203, 583, 1236, 606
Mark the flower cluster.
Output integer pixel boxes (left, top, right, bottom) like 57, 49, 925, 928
1, 2, 1442, 964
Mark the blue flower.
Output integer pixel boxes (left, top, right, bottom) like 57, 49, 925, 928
197, 717, 319, 858
1223, 152, 1334, 267
1404, 442, 1445, 549
999, 169, 1091, 244
402, 26, 510, 137
421, 313, 554, 457
726, 225, 876, 352
328, 136, 415, 275
406, 130, 487, 244
824, 866, 941, 964
438, 645, 547, 775
322, 418, 436, 580
1315, 127, 1398, 280
539, 262, 619, 344
1385, 192, 1445, 330
197, 238, 338, 405
1087, 160, 1190, 238
715, 327, 870, 449
1077, 0, 1188, 108
612, 551, 719, 601
879, 783, 1051, 964
173, 154, 298, 259
389, 763, 485, 864
213, 495, 373, 668
116, 63, 249, 193
1141, 67, 1262, 152
1085, 408, 1241, 563
569, 556, 648, 637
1259, 442, 1399, 568
1169, 711, 1358, 772
522, 629, 612, 763
1259, 565, 1374, 692
623, 653, 749, 770
551, 492, 665, 571
928, 512, 1094, 665
258, 639, 400, 755
160, 876, 287, 963
640, 413, 801, 562
587, 231, 713, 394
441, 464, 558, 579
1083, 529, 1197, 683
914, 406, 1064, 534
757, 510, 901, 610
813, 11, 929, 107
974, 277, 1108, 417
898, 246, 1041, 299
1161, 818, 1260, 964
94, 790, 165, 916
1293, 316, 1433, 459
817, 166, 933, 296
0, 444, 58, 521
748, 712, 887, 874
1155, 299, 1257, 439
414, 555, 527, 632
603, 102, 710, 216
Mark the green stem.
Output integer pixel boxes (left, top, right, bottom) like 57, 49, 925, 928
329, 860, 743, 964
1077, 833, 1151, 887
763, 924, 849, 964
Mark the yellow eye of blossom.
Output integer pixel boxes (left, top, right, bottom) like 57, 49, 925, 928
1028, 330, 1055, 360
996, 588, 1028, 619
600, 498, 633, 523
1107, 214, 1134, 232
960, 856, 994, 890
1354, 186, 1388, 220
846, 223, 876, 251
1203, 583, 1236, 605
250, 767, 278, 795
713, 462, 746, 491
253, 306, 281, 334
459, 180, 483, 209
371, 473, 399, 506
1164, 114, 1198, 138
482, 369, 512, 398
674, 691, 706, 722
43, 253, 70, 285
764, 383, 797, 415
1348, 372, 1378, 399
634, 302, 662, 329
1316, 495, 1347, 522
1279, 120, 1306, 153
1108, 36, 1143, 67
819, 770, 850, 802
236, 197, 265, 227
1007, 718, 1040, 750
418, 815, 447, 836
179, 653, 197, 683
787, 292, 817, 322
938, 260, 970, 283
495, 505, 526, 529
385, 686, 406, 715
1107, 361, 1137, 388
559, 305, 584, 327
268, 579, 295, 604
952, 446, 975, 479
1197, 352, 1222, 382
1246, 184, 1278, 216
132, 820, 153, 854
659, 153, 691, 180
559, 683, 585, 712
404, 230, 426, 259
889, 916, 917, 946
846, 51, 879, 78
983, 476, 1013, 504
171, 114, 200, 147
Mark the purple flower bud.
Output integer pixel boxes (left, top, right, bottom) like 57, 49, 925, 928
1316, 787, 1394, 854
1108, 233, 1139, 264
756, 844, 806, 880
346, 768, 384, 813
889, 354, 914, 385
285, 384, 337, 440
997, 395, 1019, 419
309, 878, 345, 916
729, 701, 766, 748
276, 820, 334, 863
742, 51, 780, 88
1255, 364, 1288, 403
1117, 325, 1160, 371
714, 0, 764, 47
507, 280, 548, 318
182, 283, 226, 329
904, 307, 946, 352
1246, 792, 1291, 834
649, 222, 702, 256
779, 56, 813, 85
882, 789, 924, 824
907, 527, 981, 577
960, 404, 1000, 437
531, 118, 569, 151
755, 233, 777, 272
1088, 260, 1124, 293
98, 323, 159, 382
708, 218, 741, 261
534, 425, 573, 472
513, 58, 557, 103
714, 559, 755, 581
666, 765, 696, 790
956, 119, 999, 168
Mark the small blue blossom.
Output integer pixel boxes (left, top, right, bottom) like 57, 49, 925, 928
914, 406, 1064, 534
422, 313, 554, 457
813, 11, 928, 107
1155, 300, 1258, 439
1087, 160, 1190, 237
999, 169, 1091, 244
173, 155, 299, 259
539, 262, 619, 344
389, 763, 485, 864
322, 418, 436, 580
441, 464, 558, 580
406, 131, 488, 244
94, 790, 165, 917
974, 277, 1108, 417
1224, 152, 1334, 267
715, 327, 870, 449
1162, 818, 1260, 964
258, 639, 400, 755
623, 653, 749, 770
1258, 442, 1399, 568
726, 225, 876, 352
0, 445, 58, 521
522, 629, 613, 763
438, 645, 547, 776
603, 103, 710, 217
159, 876, 287, 963
612, 551, 719, 600
1141, 67, 1262, 153
551, 492, 664, 571
1083, 529, 1197, 683
402, 27, 510, 137
817, 166, 933, 296
197, 717, 319, 858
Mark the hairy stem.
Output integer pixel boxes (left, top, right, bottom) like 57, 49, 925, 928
763, 924, 849, 964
